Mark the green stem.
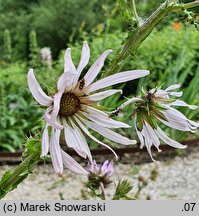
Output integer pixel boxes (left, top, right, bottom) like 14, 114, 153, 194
179, 0, 199, 10
0, 151, 40, 199
130, 0, 139, 23
105, 0, 199, 75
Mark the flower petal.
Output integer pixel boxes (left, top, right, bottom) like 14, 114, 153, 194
157, 116, 191, 131
63, 119, 87, 159
155, 126, 187, 149
170, 99, 197, 110
84, 120, 136, 145
44, 106, 53, 123
134, 118, 145, 149
61, 150, 88, 175
41, 123, 49, 157
101, 160, 109, 174
64, 48, 76, 73
27, 69, 53, 106
49, 128, 63, 174
142, 125, 156, 162
160, 108, 196, 131
65, 118, 92, 161
144, 121, 161, 152
49, 91, 64, 129
84, 50, 112, 86
82, 105, 109, 118
79, 110, 131, 128
77, 41, 90, 74
165, 84, 181, 91
86, 70, 150, 93
107, 160, 114, 176
74, 116, 118, 160
82, 89, 122, 101
188, 120, 199, 128
169, 91, 183, 97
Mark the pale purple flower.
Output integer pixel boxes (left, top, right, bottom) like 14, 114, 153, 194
86, 160, 114, 188
27, 41, 149, 174
125, 84, 198, 161
86, 160, 114, 177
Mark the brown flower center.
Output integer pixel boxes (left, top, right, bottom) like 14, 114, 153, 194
59, 93, 80, 116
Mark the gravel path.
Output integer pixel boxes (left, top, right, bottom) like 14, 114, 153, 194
1, 146, 199, 200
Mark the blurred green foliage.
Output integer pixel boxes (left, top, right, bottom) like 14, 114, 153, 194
0, 0, 106, 59
0, 0, 198, 151
0, 63, 43, 151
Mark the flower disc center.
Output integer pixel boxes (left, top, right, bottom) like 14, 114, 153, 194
59, 93, 80, 116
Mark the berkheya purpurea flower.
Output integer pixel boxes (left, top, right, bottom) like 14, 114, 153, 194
113, 84, 199, 160
86, 160, 114, 189
27, 41, 149, 174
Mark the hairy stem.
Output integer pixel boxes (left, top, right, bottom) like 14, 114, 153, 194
0, 151, 40, 199
106, 0, 199, 75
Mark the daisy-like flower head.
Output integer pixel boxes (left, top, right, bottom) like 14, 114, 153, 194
86, 160, 114, 189
27, 41, 149, 174
130, 84, 199, 160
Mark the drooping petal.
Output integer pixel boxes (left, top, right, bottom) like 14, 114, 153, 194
157, 116, 191, 131
61, 150, 88, 175
160, 108, 196, 131
79, 110, 131, 128
68, 118, 92, 161
82, 105, 109, 119
84, 119, 136, 145
64, 48, 76, 73
63, 119, 88, 159
49, 128, 63, 174
80, 106, 131, 128
44, 106, 53, 123
165, 84, 181, 91
27, 69, 53, 106
74, 116, 118, 160
170, 99, 197, 110
86, 70, 150, 93
144, 121, 161, 152
49, 91, 64, 129
142, 125, 155, 162
155, 126, 186, 149
41, 123, 49, 157
84, 50, 112, 86
77, 41, 90, 74
134, 115, 145, 149
82, 89, 122, 101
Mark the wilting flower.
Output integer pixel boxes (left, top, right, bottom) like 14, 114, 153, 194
117, 84, 199, 160
86, 160, 114, 189
27, 41, 149, 174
